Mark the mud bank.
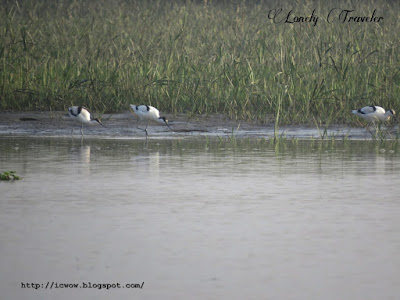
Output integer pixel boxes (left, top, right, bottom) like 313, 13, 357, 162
0, 111, 397, 140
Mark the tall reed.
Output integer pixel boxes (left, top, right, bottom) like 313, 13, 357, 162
1, 0, 399, 125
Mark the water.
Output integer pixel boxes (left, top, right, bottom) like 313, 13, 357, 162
1, 137, 400, 300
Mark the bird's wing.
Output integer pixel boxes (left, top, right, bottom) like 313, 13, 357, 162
68, 106, 80, 116
359, 106, 377, 114
141, 105, 151, 112
130, 105, 151, 113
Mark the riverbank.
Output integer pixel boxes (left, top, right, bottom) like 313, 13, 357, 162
0, 111, 397, 140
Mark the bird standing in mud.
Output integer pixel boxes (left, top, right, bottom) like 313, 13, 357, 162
68, 106, 106, 136
129, 104, 172, 138
352, 106, 395, 124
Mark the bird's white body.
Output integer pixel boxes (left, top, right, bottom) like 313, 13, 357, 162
68, 106, 94, 124
352, 106, 395, 122
130, 105, 167, 124
129, 105, 172, 138
68, 106, 105, 135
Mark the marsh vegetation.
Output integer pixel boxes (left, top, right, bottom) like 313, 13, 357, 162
0, 170, 21, 180
1, 0, 399, 126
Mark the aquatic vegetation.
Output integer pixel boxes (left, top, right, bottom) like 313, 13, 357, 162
313, 115, 336, 140
226, 125, 241, 145
367, 122, 399, 148
1, 0, 399, 126
0, 171, 21, 180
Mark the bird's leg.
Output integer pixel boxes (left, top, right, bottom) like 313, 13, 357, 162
165, 123, 173, 132
366, 121, 379, 138
144, 122, 149, 137
366, 121, 372, 135
373, 121, 379, 135
80, 124, 83, 136
376, 122, 383, 138
138, 122, 149, 139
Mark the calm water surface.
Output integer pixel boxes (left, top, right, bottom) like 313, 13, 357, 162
1, 137, 400, 300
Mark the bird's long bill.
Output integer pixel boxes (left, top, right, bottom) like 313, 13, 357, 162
166, 123, 173, 131
96, 120, 107, 128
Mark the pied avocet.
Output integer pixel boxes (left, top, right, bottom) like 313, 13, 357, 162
352, 106, 395, 123
129, 104, 172, 137
68, 106, 106, 136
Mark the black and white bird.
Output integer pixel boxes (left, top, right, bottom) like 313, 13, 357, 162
68, 106, 106, 136
129, 104, 172, 137
352, 106, 395, 123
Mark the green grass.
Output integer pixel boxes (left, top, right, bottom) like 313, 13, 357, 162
1, 0, 399, 125
0, 170, 21, 180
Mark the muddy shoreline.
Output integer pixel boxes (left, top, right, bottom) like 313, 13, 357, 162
0, 111, 397, 140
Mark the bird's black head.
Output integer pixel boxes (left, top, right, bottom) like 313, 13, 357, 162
159, 116, 172, 131
160, 116, 168, 124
